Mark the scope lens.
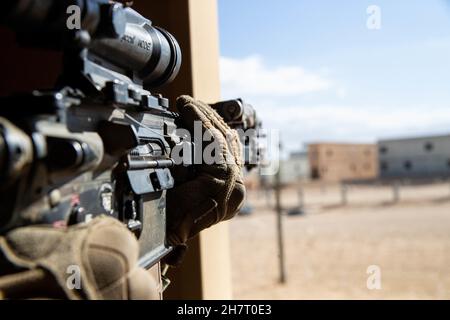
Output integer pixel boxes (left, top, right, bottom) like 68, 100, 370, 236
90, 14, 182, 88
2, 1, 182, 88
143, 27, 182, 88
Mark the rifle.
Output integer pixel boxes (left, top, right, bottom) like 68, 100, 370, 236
0, 0, 262, 270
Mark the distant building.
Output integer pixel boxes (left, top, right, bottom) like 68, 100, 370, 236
378, 134, 450, 179
280, 151, 310, 184
308, 143, 378, 182
262, 151, 310, 186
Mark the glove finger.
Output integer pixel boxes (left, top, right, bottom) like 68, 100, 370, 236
161, 244, 188, 267
176, 96, 229, 170
193, 100, 244, 168
166, 178, 219, 245
176, 95, 212, 134
226, 129, 244, 168
176, 95, 236, 155
194, 100, 242, 165
194, 99, 230, 137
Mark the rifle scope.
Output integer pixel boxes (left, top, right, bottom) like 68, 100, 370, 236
1, 0, 182, 88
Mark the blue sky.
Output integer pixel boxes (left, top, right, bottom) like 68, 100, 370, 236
218, 0, 450, 153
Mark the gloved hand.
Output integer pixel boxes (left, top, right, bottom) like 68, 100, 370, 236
0, 216, 160, 300
166, 96, 246, 248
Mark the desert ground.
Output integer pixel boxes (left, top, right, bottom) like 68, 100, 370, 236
229, 182, 450, 299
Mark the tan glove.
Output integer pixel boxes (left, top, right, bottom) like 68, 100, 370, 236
166, 96, 246, 247
0, 216, 160, 300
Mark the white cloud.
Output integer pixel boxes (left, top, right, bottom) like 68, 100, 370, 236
220, 55, 331, 98
258, 102, 450, 152
219, 55, 450, 153
336, 87, 348, 99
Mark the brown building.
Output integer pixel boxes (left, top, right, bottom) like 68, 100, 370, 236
308, 143, 378, 182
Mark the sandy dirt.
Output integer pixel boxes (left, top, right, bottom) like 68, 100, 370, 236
229, 182, 450, 299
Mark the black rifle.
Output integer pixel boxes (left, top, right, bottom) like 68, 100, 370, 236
0, 0, 262, 269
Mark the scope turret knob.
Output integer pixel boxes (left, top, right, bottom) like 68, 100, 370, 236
97, 3, 127, 39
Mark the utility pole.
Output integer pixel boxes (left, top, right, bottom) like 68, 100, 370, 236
274, 142, 286, 284
341, 182, 348, 206
298, 183, 304, 209
392, 181, 400, 203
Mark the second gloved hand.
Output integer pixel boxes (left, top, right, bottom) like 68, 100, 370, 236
166, 96, 246, 247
